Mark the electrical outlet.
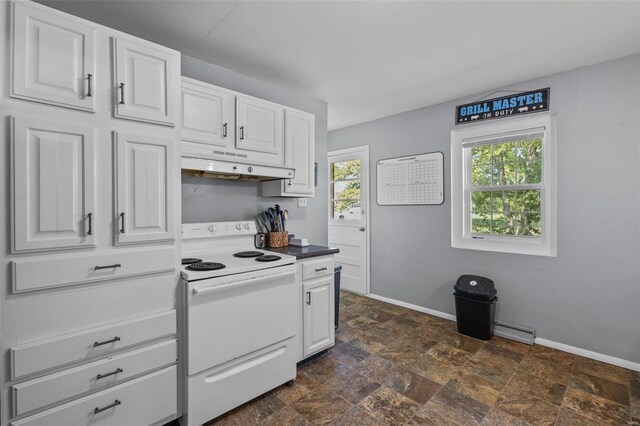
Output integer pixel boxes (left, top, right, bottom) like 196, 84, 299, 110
297, 198, 308, 207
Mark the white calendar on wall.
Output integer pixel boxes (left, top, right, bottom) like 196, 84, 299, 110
377, 152, 444, 205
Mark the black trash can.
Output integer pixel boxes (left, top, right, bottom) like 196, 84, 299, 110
334, 264, 342, 329
454, 275, 497, 340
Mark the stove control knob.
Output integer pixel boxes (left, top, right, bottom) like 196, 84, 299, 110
243, 223, 251, 230
208, 225, 217, 233
235, 223, 242, 231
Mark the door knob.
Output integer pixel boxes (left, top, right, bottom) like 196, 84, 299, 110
359, 227, 365, 232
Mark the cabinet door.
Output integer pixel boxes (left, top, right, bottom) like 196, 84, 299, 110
284, 109, 315, 196
113, 37, 178, 126
12, 2, 96, 111
12, 117, 96, 252
236, 95, 284, 163
303, 277, 335, 357
114, 132, 174, 245
181, 78, 235, 149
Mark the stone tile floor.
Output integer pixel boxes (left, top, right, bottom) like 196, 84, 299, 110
208, 291, 639, 425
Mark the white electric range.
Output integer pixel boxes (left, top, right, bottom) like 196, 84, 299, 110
181, 221, 298, 426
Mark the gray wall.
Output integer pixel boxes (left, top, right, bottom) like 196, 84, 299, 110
328, 54, 640, 363
181, 56, 329, 245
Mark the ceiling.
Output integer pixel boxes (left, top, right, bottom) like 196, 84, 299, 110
39, 1, 640, 130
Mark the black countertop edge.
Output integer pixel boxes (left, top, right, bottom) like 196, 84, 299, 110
265, 244, 339, 260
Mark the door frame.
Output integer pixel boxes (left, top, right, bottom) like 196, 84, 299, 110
327, 145, 370, 295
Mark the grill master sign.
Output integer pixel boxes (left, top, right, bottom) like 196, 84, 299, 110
456, 88, 549, 124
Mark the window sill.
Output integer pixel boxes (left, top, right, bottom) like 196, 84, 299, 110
451, 236, 556, 257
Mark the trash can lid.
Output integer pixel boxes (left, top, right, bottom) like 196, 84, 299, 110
454, 275, 496, 300
334, 263, 343, 272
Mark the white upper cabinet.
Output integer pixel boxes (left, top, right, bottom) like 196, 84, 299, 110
114, 132, 174, 245
236, 95, 284, 165
113, 37, 178, 126
181, 77, 235, 152
11, 2, 97, 112
262, 109, 315, 197
12, 117, 96, 252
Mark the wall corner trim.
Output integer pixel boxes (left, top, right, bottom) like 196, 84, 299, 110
367, 293, 640, 373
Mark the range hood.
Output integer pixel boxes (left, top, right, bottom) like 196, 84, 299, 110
181, 156, 295, 182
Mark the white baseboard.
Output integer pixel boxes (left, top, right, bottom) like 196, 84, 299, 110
367, 292, 640, 373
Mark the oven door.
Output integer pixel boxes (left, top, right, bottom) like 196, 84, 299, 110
187, 264, 297, 376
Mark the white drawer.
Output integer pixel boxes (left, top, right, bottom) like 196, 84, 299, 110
11, 310, 176, 379
13, 339, 177, 416
12, 365, 177, 426
11, 247, 176, 293
302, 257, 334, 281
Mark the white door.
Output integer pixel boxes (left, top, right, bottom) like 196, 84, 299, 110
181, 77, 235, 151
284, 109, 315, 196
236, 95, 284, 165
12, 117, 96, 252
113, 37, 178, 126
303, 277, 334, 357
328, 146, 369, 295
12, 2, 96, 112
114, 132, 174, 245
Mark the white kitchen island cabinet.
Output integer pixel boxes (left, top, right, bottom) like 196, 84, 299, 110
11, 1, 97, 112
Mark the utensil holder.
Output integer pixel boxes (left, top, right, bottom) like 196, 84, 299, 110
267, 231, 288, 248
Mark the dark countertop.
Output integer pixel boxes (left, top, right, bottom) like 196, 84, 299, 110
265, 244, 339, 260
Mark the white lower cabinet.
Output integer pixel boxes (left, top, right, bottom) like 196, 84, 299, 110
300, 256, 335, 359
12, 340, 177, 416
11, 365, 177, 426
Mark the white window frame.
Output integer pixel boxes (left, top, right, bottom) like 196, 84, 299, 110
451, 114, 557, 256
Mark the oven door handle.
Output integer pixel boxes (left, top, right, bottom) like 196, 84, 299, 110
192, 270, 295, 296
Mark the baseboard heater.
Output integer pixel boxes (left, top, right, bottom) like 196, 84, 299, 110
493, 320, 536, 345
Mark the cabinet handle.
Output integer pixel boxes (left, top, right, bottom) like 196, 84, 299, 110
287, 179, 292, 186
87, 213, 93, 236
96, 368, 123, 380
94, 399, 121, 415
118, 83, 125, 104
315, 267, 327, 272
119, 212, 125, 233
222, 123, 228, 138
86, 74, 93, 97
306, 291, 311, 305
239, 126, 245, 140
93, 336, 120, 347
94, 263, 121, 271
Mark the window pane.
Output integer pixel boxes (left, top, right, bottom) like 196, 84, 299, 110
333, 201, 361, 220
492, 162, 517, 186
517, 161, 542, 184
332, 160, 360, 181
517, 138, 542, 162
333, 181, 360, 200
517, 190, 541, 212
519, 212, 541, 236
492, 141, 517, 163
471, 191, 491, 213
471, 163, 492, 187
472, 145, 492, 163
492, 190, 517, 212
471, 213, 491, 234
492, 212, 518, 235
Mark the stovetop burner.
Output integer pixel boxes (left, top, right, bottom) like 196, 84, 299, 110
233, 251, 264, 258
186, 262, 226, 271
182, 258, 203, 265
255, 255, 281, 262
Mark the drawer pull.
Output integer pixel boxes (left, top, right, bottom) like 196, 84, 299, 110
94, 399, 121, 414
94, 263, 121, 271
96, 367, 123, 380
314, 267, 328, 272
93, 336, 120, 348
